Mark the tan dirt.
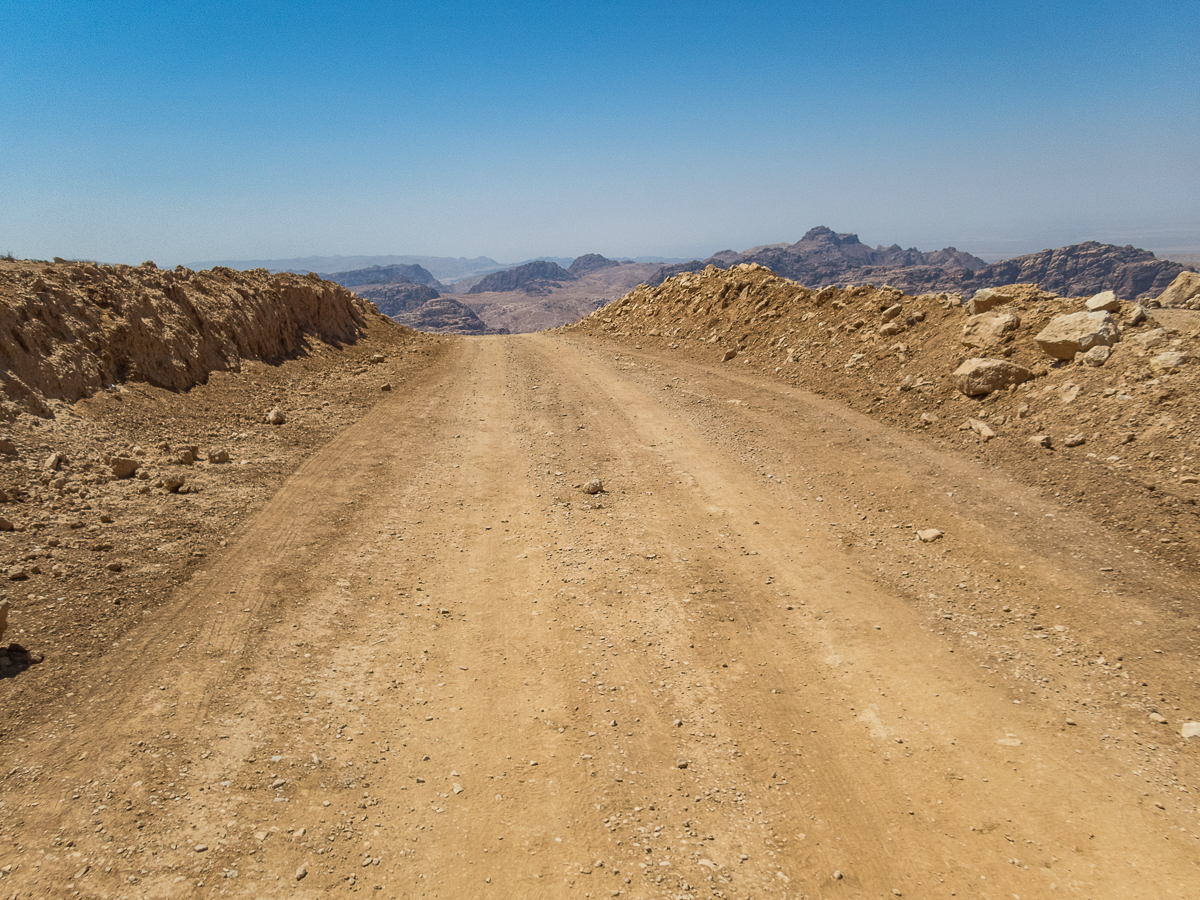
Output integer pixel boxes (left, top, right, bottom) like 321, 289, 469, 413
2, 332, 1198, 899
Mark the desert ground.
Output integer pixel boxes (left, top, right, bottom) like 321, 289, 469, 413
3, 316, 1199, 899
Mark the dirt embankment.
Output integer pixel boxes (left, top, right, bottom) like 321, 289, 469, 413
0, 259, 387, 419
564, 263, 1200, 568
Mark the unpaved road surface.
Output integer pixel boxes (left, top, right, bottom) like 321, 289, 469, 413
3, 334, 1198, 899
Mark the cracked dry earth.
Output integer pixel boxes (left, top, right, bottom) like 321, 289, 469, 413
3, 333, 1199, 900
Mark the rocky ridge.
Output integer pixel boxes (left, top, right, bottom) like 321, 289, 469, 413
653, 227, 1195, 301
0, 259, 391, 420
565, 263, 1200, 566
467, 260, 575, 295
324, 263, 445, 291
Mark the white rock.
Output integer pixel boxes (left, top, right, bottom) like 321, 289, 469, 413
1155, 271, 1200, 309
1080, 345, 1111, 367
1035, 312, 1120, 359
961, 311, 1021, 349
1149, 350, 1187, 375
1085, 290, 1120, 312
1182, 722, 1200, 739
952, 358, 1033, 396
917, 529, 943, 543
266, 406, 286, 425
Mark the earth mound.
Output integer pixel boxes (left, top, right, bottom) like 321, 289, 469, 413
565, 263, 1200, 565
0, 259, 395, 420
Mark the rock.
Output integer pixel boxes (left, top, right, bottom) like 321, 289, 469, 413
1150, 712, 1168, 724
968, 289, 1012, 315
105, 561, 123, 573
8, 566, 28, 581
1085, 290, 1120, 312
0, 438, 16, 456
1154, 271, 1200, 309
961, 311, 1021, 349
178, 448, 197, 465
676, 758, 689, 769
1129, 306, 1148, 325
1126, 327, 1168, 350
0, 517, 12, 532
1063, 433, 1086, 448
207, 449, 231, 464
369, 352, 385, 364
582, 479, 603, 495
1149, 350, 1187, 375
952, 358, 1033, 396
266, 406, 286, 425
164, 475, 185, 493
879, 321, 904, 337
1027, 434, 1053, 449
0, 599, 8, 641
967, 419, 996, 441
194, 844, 208, 852
380, 383, 392, 392
721, 349, 738, 361
1034, 311, 1120, 359
1081, 345, 1111, 367
917, 529, 943, 542
881, 304, 903, 322
1182, 722, 1200, 739
110, 457, 139, 478
44, 450, 67, 471
295, 866, 307, 881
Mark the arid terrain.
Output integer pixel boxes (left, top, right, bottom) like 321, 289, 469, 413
1, 258, 1199, 900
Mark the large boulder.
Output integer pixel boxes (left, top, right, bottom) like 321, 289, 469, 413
961, 311, 1021, 349
953, 358, 1034, 396
1155, 271, 1200, 310
1034, 311, 1120, 359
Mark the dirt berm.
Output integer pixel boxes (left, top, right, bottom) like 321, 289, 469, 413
564, 263, 1200, 569
0, 259, 385, 419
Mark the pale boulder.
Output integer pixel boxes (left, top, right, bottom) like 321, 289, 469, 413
1149, 350, 1188, 375
1085, 290, 1120, 312
1155, 271, 1200, 310
1034, 311, 1120, 360
961, 311, 1021, 349
953, 358, 1033, 396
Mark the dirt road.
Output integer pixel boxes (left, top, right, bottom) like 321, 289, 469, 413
3, 334, 1198, 899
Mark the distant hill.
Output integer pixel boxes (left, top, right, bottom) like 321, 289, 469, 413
652, 227, 1194, 300
467, 260, 575, 295
390, 297, 507, 335
567, 253, 621, 277
326, 264, 445, 291
352, 282, 441, 318
187, 254, 505, 283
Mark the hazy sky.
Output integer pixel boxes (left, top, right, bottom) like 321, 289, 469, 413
3, 1, 1197, 266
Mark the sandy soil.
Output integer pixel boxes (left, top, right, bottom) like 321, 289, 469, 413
2, 333, 1198, 899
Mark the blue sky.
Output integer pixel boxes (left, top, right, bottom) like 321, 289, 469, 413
2, 1, 1197, 265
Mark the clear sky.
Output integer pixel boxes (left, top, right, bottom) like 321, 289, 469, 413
2, 1, 1197, 266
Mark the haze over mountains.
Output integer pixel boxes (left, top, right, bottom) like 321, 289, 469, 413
200, 228, 1197, 335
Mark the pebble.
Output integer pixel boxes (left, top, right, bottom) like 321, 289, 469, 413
1181, 723, 1200, 739
916, 529, 943, 543
194, 844, 208, 852
676, 758, 688, 769
295, 866, 307, 880
583, 479, 603, 494
1150, 712, 1168, 724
